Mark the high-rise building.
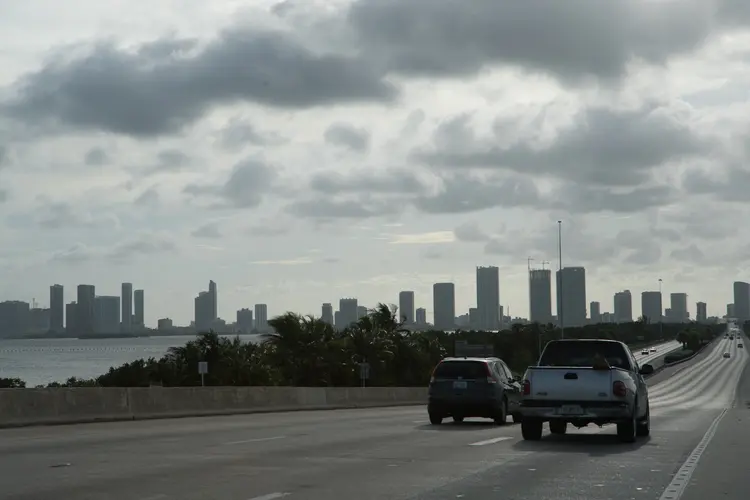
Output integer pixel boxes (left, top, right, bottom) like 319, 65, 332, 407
65, 301, 77, 333
590, 301, 601, 324
398, 291, 415, 324
357, 305, 367, 319
49, 284, 64, 333
669, 293, 689, 322
134, 289, 144, 327
208, 280, 217, 320
727, 303, 735, 318
614, 290, 633, 323
95, 295, 120, 334
556, 267, 587, 327
476, 266, 500, 330
641, 291, 662, 324
733, 282, 750, 321
338, 298, 358, 328
433, 282, 456, 331
194, 282, 215, 331
237, 308, 253, 333
321, 303, 334, 325
254, 303, 268, 332
415, 308, 426, 325
529, 269, 552, 324
696, 302, 707, 323
76, 285, 96, 335
121, 283, 133, 333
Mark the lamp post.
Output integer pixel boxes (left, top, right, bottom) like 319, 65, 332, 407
658, 278, 663, 339
558, 220, 564, 339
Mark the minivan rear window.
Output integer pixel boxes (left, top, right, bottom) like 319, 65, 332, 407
433, 361, 488, 379
539, 341, 630, 370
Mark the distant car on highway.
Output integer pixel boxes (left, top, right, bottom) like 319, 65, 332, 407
650, 347, 657, 353
519, 339, 653, 443
738, 343, 743, 348
427, 357, 523, 426
723, 352, 731, 358
641, 349, 649, 355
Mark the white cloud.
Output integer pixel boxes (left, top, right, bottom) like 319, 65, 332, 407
0, 0, 748, 326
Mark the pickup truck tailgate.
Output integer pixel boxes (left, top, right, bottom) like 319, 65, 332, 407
527, 367, 614, 401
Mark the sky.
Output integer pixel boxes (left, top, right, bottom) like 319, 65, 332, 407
1, 0, 750, 326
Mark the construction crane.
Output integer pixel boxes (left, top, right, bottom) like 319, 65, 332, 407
527, 256, 534, 271
541, 260, 550, 270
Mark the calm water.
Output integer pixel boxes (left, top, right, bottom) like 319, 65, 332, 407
0, 335, 262, 387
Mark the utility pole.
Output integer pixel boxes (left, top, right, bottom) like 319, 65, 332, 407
659, 278, 664, 339
558, 221, 564, 339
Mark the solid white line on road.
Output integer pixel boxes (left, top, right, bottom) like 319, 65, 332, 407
224, 435, 286, 446
248, 493, 290, 500
469, 436, 513, 446
658, 408, 728, 500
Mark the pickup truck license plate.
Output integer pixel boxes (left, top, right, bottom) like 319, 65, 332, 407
558, 405, 584, 415
453, 381, 468, 389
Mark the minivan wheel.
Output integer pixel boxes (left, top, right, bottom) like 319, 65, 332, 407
452, 416, 464, 423
429, 413, 443, 425
493, 398, 508, 425
521, 419, 543, 440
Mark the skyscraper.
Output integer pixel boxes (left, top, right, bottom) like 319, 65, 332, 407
134, 289, 144, 327
641, 291, 662, 324
476, 266, 500, 330
614, 290, 633, 323
49, 284, 64, 333
529, 269, 552, 324
208, 280, 217, 321
433, 282, 456, 331
254, 303, 268, 332
76, 284, 96, 335
321, 303, 334, 325
669, 293, 688, 322
590, 301, 601, 324
696, 302, 707, 323
733, 282, 749, 322
556, 267, 587, 327
399, 291, 415, 324
121, 283, 133, 333
339, 298, 358, 328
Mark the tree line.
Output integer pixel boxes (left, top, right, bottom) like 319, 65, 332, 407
1, 304, 722, 389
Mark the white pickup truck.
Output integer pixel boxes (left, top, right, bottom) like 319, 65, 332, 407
518, 339, 654, 443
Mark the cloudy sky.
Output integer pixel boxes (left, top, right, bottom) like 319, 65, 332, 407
1, 0, 749, 326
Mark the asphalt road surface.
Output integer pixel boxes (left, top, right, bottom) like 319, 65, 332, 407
0, 336, 745, 500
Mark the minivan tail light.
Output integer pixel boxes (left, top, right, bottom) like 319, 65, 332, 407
612, 380, 627, 397
522, 379, 531, 396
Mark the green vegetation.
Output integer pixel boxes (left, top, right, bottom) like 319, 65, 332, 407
5, 304, 724, 388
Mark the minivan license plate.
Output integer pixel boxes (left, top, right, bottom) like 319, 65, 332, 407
558, 405, 583, 415
453, 381, 468, 389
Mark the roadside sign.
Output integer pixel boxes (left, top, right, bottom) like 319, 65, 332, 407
359, 362, 370, 387
198, 361, 208, 387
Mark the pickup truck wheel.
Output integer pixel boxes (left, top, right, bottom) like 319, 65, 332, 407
617, 407, 637, 443
549, 420, 567, 435
636, 407, 650, 437
521, 419, 543, 440
429, 413, 443, 425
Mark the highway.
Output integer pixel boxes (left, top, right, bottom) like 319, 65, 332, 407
0, 335, 746, 500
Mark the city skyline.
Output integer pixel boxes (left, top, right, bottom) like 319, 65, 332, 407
1, 3, 749, 326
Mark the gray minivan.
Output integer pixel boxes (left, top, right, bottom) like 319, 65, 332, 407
427, 357, 523, 425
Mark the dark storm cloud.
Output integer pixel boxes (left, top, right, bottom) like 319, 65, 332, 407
414, 105, 710, 187
550, 184, 676, 214
414, 174, 542, 214
84, 147, 109, 166
183, 158, 278, 209
348, 0, 714, 83
309, 168, 424, 195
681, 167, 750, 203
324, 123, 370, 152
3, 28, 397, 137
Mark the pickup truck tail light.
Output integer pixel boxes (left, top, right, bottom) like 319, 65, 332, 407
485, 363, 496, 384
612, 380, 627, 397
429, 364, 439, 384
522, 379, 531, 396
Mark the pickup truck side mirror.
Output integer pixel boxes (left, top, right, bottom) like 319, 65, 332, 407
639, 364, 654, 375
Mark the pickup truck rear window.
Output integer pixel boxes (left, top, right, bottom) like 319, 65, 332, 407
538, 341, 631, 370
433, 361, 487, 379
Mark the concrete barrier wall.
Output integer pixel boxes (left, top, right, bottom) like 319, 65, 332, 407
0, 386, 428, 428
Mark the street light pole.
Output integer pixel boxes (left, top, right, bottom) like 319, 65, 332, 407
558, 220, 564, 339
658, 278, 663, 339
